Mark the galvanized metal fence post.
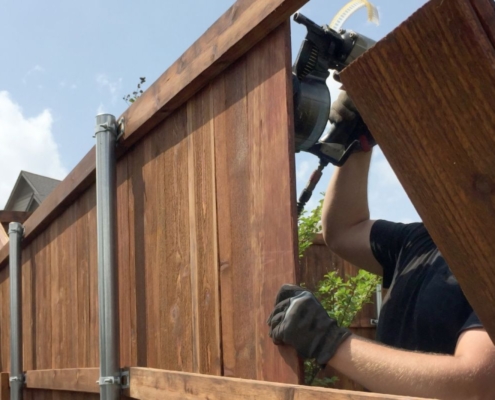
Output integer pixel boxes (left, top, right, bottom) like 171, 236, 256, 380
95, 114, 121, 400
9, 222, 24, 400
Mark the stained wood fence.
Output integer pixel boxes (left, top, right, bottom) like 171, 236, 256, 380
0, 1, 308, 397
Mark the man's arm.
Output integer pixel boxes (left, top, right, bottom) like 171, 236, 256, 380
321, 150, 382, 275
328, 329, 495, 400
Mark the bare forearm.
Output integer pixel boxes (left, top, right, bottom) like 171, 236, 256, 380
322, 151, 372, 244
329, 335, 492, 399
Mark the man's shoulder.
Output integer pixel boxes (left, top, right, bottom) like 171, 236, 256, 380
371, 220, 427, 245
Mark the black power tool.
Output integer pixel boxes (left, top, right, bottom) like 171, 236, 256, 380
292, 13, 375, 215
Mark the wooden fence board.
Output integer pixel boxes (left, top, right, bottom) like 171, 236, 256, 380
127, 135, 150, 368
0, 268, 8, 371
51, 218, 62, 369
25, 368, 99, 393
156, 108, 193, 372
212, 56, 244, 379
22, 244, 34, 371
187, 86, 222, 375
340, 0, 495, 340
117, 157, 131, 368
142, 129, 160, 369
214, 22, 299, 382
126, 367, 430, 400
76, 195, 90, 369
0, 373, 8, 400
67, 206, 78, 370
34, 231, 50, 370
86, 186, 98, 368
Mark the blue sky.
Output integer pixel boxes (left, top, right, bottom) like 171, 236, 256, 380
0, 0, 427, 222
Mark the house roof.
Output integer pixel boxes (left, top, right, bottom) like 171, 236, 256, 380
4, 171, 61, 210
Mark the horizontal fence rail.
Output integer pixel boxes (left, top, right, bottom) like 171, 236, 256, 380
18, 367, 432, 400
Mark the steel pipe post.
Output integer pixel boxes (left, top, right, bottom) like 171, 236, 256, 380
9, 222, 24, 400
95, 114, 120, 400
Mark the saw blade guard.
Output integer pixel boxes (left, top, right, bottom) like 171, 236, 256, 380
293, 74, 331, 152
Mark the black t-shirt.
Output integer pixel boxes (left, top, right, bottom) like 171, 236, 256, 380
370, 220, 482, 355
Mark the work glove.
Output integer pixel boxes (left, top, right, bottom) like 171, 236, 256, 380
267, 284, 351, 366
328, 91, 376, 152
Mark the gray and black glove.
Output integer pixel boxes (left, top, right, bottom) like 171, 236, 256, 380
328, 91, 376, 152
267, 284, 351, 366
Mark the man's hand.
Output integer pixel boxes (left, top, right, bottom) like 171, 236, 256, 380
329, 91, 376, 152
267, 284, 351, 366
321, 91, 382, 275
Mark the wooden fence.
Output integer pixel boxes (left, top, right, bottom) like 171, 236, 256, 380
0, 0, 447, 398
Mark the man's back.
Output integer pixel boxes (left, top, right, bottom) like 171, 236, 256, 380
371, 221, 481, 354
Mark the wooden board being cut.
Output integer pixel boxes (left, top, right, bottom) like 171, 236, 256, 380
340, 0, 495, 339
126, 367, 431, 400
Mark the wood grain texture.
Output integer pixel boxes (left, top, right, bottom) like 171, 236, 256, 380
0, 373, 9, 400
469, 0, 495, 46
117, 157, 132, 368
25, 368, 99, 393
0, 0, 309, 270
126, 367, 431, 400
187, 85, 222, 375
340, 0, 495, 339
87, 186, 99, 369
155, 108, 193, 373
34, 230, 51, 371
0, 267, 9, 371
0, 5, 302, 392
76, 194, 91, 369
22, 243, 34, 371
213, 22, 300, 382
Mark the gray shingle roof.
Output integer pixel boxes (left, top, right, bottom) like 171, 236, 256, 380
21, 171, 61, 203
4, 171, 61, 210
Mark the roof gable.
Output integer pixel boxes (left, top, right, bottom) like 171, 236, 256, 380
4, 171, 61, 210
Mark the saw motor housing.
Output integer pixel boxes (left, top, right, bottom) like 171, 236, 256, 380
292, 13, 375, 166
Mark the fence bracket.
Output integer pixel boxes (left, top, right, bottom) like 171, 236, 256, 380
96, 369, 129, 390
9, 374, 25, 384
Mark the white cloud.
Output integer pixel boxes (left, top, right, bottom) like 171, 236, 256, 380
0, 92, 67, 208
96, 74, 122, 103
